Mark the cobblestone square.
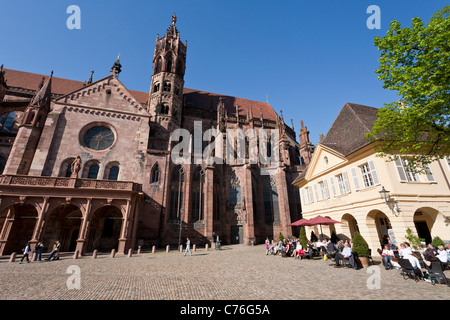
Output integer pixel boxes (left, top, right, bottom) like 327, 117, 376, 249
0, 244, 448, 301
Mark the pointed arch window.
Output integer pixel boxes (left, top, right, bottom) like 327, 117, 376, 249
191, 167, 205, 222
229, 172, 241, 206
155, 56, 162, 74
151, 163, 160, 184
263, 176, 280, 224
166, 56, 173, 73
169, 165, 185, 221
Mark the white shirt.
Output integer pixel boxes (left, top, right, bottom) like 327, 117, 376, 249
382, 249, 394, 256
405, 254, 421, 269
296, 244, 302, 250
437, 250, 448, 263
342, 247, 352, 257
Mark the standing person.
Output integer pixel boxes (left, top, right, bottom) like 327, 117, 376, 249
46, 240, 60, 261
184, 237, 192, 256
265, 239, 270, 255
381, 244, 394, 270
20, 242, 31, 264
34, 241, 44, 261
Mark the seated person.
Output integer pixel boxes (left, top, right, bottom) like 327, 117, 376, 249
388, 240, 398, 251
436, 245, 448, 266
334, 243, 355, 268
381, 244, 394, 270
400, 242, 425, 279
292, 242, 303, 258
422, 248, 441, 267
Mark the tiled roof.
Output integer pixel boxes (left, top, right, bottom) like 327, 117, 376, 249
321, 102, 379, 156
3, 68, 279, 121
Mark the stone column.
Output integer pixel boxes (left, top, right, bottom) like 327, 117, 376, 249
276, 167, 292, 238
75, 198, 92, 255
30, 197, 49, 250
0, 207, 15, 256
203, 166, 215, 243
118, 200, 132, 254
243, 165, 256, 244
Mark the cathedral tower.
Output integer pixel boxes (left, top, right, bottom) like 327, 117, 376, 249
148, 14, 187, 133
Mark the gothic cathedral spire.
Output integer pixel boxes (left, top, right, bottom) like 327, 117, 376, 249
148, 14, 187, 133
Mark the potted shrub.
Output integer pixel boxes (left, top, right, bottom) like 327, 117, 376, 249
299, 227, 308, 249
352, 232, 370, 267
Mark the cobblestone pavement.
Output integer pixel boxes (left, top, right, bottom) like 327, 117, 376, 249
0, 244, 448, 300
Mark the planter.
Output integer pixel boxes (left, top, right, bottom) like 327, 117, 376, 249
359, 256, 370, 267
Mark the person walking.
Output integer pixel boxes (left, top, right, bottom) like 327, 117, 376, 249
184, 237, 192, 256
34, 241, 44, 261
46, 240, 61, 261
20, 242, 31, 264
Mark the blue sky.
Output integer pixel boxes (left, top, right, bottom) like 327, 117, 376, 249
0, 0, 448, 145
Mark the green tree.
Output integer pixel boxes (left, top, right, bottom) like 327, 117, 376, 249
299, 227, 308, 249
405, 227, 424, 250
431, 236, 445, 249
278, 232, 284, 242
366, 6, 450, 172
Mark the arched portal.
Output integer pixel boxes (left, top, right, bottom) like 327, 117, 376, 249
0, 204, 38, 255
340, 214, 359, 240
41, 204, 82, 253
367, 210, 392, 247
413, 207, 440, 245
86, 206, 122, 253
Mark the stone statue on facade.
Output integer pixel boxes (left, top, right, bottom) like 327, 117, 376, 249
70, 156, 82, 178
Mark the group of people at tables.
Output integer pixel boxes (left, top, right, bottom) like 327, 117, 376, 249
379, 240, 449, 279
266, 237, 450, 275
265, 238, 359, 268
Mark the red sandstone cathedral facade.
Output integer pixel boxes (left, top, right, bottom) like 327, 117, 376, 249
0, 16, 314, 255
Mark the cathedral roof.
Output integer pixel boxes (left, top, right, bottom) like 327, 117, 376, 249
2, 68, 279, 122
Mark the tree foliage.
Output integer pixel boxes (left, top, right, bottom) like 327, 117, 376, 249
366, 6, 450, 172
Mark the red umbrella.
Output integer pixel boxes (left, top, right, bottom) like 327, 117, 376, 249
307, 216, 342, 240
288, 218, 312, 227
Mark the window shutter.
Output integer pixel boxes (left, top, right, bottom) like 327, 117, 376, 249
423, 164, 436, 182
350, 167, 361, 191
329, 177, 337, 197
323, 180, 330, 199
301, 189, 306, 204
393, 157, 407, 182
368, 160, 380, 185
342, 172, 351, 193
313, 184, 319, 201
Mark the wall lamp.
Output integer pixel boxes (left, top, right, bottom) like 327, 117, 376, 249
379, 186, 401, 215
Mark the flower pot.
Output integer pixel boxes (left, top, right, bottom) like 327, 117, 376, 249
359, 256, 369, 267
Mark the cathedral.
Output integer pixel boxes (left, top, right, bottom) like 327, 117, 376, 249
0, 15, 313, 255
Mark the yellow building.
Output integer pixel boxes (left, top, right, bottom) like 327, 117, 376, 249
293, 102, 450, 252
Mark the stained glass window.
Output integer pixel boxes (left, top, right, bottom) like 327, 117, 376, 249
83, 126, 114, 150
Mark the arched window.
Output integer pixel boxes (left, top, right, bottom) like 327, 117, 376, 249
151, 163, 160, 183
87, 164, 99, 179
108, 166, 119, 180
166, 56, 173, 73
155, 56, 162, 73
153, 83, 160, 93
191, 167, 205, 222
263, 176, 280, 224
160, 104, 169, 115
163, 81, 171, 92
229, 172, 241, 206
169, 165, 184, 221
